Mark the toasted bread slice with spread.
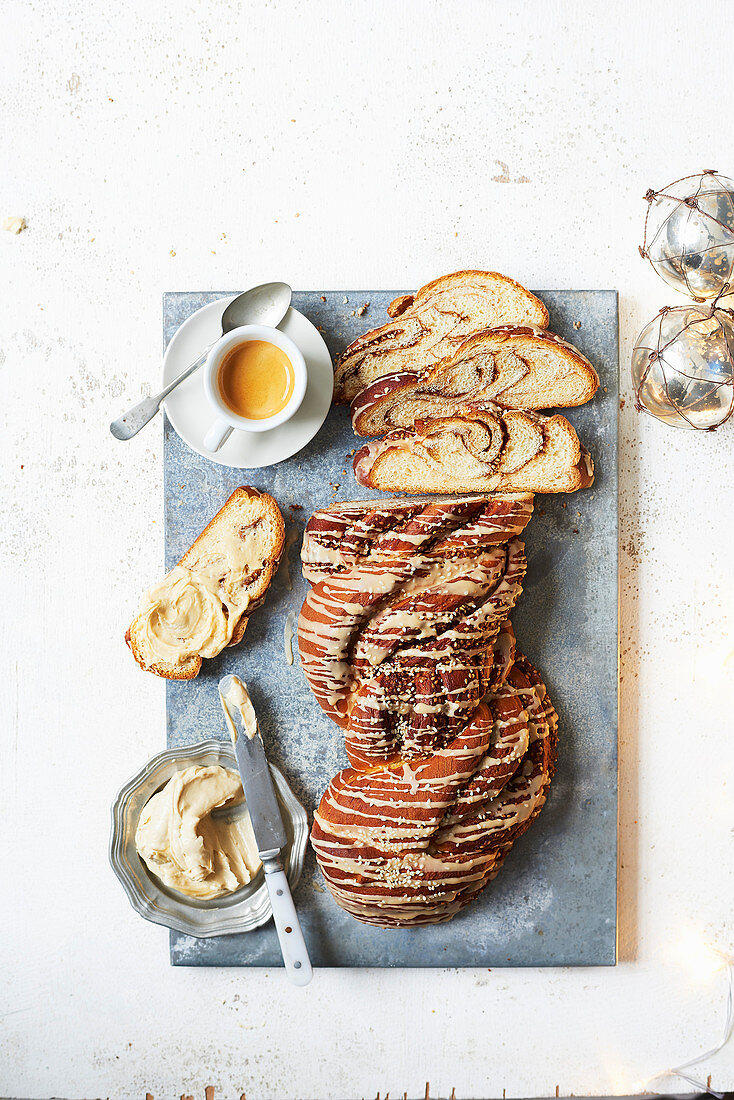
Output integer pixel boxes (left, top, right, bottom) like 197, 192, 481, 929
127, 487, 284, 680
334, 271, 550, 404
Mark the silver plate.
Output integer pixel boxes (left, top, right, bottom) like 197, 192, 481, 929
162, 289, 619, 968
109, 739, 308, 938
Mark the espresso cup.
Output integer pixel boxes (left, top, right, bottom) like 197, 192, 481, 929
202, 325, 307, 453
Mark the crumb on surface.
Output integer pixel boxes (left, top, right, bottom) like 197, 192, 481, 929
357, 301, 369, 316
320, 295, 326, 301
342, 295, 348, 304
3, 215, 27, 234
573, 320, 581, 329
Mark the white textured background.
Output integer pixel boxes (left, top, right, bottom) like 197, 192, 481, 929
1, 1, 733, 1098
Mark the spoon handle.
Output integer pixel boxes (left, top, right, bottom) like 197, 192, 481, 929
109, 342, 214, 441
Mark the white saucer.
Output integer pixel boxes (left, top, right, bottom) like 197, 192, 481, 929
162, 297, 334, 468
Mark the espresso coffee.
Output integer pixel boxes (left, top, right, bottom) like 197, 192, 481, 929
217, 340, 296, 420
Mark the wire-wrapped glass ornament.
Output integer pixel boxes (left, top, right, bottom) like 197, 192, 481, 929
640, 171, 734, 300
631, 304, 734, 429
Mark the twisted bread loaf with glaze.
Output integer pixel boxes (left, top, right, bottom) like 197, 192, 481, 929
311, 656, 557, 926
299, 496, 532, 744
301, 494, 533, 583
299, 495, 558, 926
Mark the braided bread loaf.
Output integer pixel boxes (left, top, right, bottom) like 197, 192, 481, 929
299, 495, 558, 926
311, 657, 557, 926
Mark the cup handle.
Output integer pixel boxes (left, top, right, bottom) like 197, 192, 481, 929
203, 419, 234, 453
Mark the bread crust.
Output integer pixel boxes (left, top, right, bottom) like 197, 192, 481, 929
395, 270, 549, 316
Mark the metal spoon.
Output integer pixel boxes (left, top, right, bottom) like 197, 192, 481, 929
109, 282, 293, 440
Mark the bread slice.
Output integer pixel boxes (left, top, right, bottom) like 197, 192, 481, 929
333, 271, 550, 404
127, 487, 285, 680
353, 411, 594, 495
351, 326, 599, 436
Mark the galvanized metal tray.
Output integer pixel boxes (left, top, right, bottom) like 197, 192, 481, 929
163, 289, 618, 968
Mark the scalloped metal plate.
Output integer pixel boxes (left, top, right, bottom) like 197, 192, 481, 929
109, 739, 308, 938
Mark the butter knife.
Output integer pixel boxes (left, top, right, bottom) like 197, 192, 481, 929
218, 675, 313, 986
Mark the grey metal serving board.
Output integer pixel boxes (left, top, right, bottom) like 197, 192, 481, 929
163, 289, 618, 968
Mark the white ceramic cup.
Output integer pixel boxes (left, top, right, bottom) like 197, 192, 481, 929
202, 324, 307, 453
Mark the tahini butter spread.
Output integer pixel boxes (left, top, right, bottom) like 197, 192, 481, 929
135, 764, 261, 899
134, 565, 244, 669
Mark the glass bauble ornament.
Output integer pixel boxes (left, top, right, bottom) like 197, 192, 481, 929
631, 305, 734, 429
640, 171, 734, 300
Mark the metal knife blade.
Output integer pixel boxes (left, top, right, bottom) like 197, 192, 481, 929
218, 675, 287, 858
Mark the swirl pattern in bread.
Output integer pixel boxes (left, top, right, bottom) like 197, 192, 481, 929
352, 411, 594, 495
350, 325, 599, 437
333, 272, 550, 405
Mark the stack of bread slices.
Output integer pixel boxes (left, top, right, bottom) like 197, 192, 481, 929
334, 271, 599, 495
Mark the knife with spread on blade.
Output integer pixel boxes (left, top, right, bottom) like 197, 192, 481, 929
218, 674, 313, 986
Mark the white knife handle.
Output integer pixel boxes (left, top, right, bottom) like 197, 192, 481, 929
263, 864, 313, 986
